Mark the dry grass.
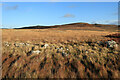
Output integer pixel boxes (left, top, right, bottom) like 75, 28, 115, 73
1, 27, 120, 78
2, 28, 117, 43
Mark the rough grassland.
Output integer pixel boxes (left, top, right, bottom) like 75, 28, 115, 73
1, 28, 120, 78
2, 29, 117, 43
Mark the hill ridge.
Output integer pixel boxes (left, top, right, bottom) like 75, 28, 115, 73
15, 22, 118, 29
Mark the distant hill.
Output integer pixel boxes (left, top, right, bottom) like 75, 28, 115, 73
15, 22, 118, 29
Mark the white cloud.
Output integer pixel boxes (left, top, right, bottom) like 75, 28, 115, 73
0, 3, 4, 6
63, 13, 75, 18
91, 20, 119, 25
104, 20, 118, 25
68, 5, 77, 8
5, 5, 18, 10
113, 12, 118, 15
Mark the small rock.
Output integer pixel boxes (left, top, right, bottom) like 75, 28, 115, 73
59, 46, 63, 50
19, 43, 25, 45
32, 50, 41, 54
44, 44, 49, 48
26, 43, 30, 46
5, 43, 9, 46
85, 50, 89, 53
106, 40, 118, 49
113, 44, 119, 50
62, 52, 68, 57
67, 49, 69, 51
14, 43, 19, 47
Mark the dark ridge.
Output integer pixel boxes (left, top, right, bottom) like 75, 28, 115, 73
14, 22, 118, 29
15, 25, 58, 29
1, 28, 9, 29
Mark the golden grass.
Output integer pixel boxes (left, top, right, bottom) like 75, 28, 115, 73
1, 28, 120, 78
2, 29, 117, 43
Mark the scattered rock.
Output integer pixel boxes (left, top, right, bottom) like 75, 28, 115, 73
62, 52, 68, 57
99, 40, 119, 50
85, 50, 89, 54
5, 43, 10, 46
106, 40, 119, 50
14, 42, 25, 47
106, 40, 116, 48
67, 49, 69, 51
31, 50, 41, 54
26, 43, 30, 46
44, 44, 49, 48
2, 40, 120, 78
113, 44, 119, 50
19, 43, 25, 45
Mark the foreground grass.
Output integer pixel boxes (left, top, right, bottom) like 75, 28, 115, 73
2, 40, 120, 78
2, 28, 120, 78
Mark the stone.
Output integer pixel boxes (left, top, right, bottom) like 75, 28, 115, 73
106, 40, 118, 49
32, 50, 41, 54
44, 44, 49, 48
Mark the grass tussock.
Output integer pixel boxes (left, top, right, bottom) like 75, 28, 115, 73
2, 29, 120, 78
2, 40, 120, 78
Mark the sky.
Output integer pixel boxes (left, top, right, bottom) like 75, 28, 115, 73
1, 2, 118, 28
1, 0, 120, 2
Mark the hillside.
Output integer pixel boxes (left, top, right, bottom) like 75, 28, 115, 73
16, 22, 118, 29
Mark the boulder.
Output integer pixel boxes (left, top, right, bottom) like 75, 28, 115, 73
105, 40, 118, 50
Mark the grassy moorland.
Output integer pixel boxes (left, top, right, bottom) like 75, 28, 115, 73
1, 23, 120, 78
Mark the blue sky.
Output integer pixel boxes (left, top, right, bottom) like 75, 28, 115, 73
1, 2, 118, 28
1, 0, 120, 2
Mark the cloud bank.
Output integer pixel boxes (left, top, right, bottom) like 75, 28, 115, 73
91, 20, 119, 25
